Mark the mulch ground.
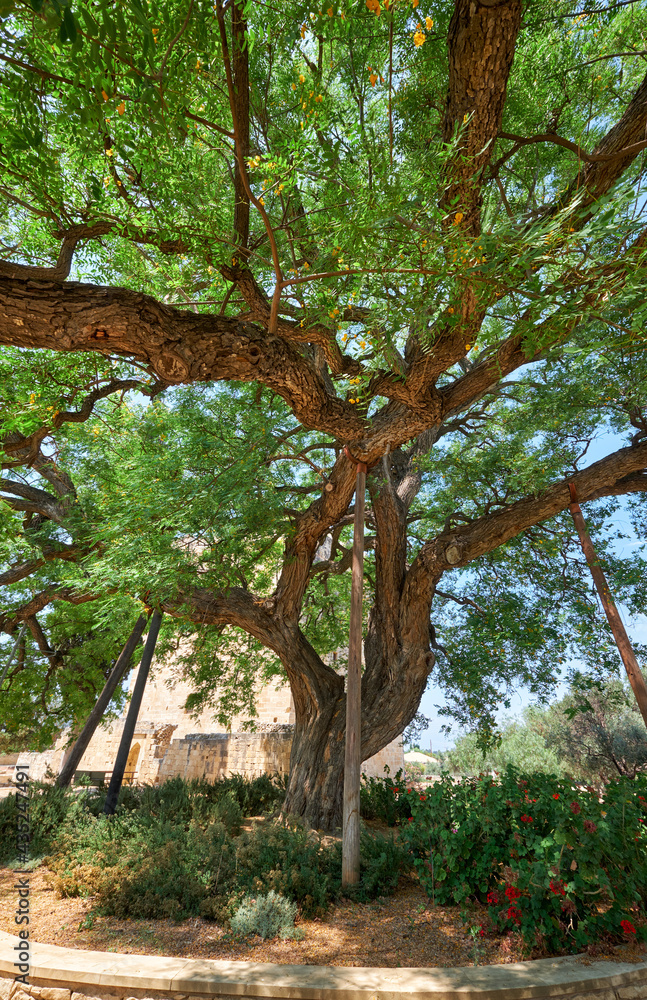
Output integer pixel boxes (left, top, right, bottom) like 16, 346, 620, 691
1, 866, 646, 968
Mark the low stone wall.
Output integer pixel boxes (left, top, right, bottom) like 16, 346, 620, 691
1, 934, 647, 1000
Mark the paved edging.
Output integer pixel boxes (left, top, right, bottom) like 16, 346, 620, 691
1, 931, 646, 1000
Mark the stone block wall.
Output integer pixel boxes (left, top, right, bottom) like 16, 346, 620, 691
156, 729, 293, 784
361, 739, 405, 779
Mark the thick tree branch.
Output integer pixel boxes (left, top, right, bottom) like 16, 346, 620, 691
0, 276, 366, 439
0, 543, 93, 587
0, 479, 68, 524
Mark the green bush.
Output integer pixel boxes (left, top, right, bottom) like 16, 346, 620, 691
1, 772, 286, 866
40, 774, 410, 922
360, 771, 411, 826
399, 766, 647, 955
230, 890, 302, 939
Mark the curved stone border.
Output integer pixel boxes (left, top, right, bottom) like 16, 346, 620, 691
1, 931, 646, 1000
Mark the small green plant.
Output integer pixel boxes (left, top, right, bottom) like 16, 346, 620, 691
468, 924, 487, 965
78, 912, 95, 931
230, 890, 303, 940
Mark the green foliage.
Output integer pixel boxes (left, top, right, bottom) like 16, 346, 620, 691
446, 720, 566, 777
360, 770, 412, 826
0, 773, 285, 865
230, 890, 302, 940
26, 776, 409, 921
445, 679, 647, 783
400, 768, 647, 955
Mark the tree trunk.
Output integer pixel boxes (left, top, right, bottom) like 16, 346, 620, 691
281, 637, 434, 832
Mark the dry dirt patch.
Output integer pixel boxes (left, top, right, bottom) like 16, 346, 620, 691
1, 866, 645, 969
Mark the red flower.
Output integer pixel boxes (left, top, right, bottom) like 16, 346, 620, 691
419, 795, 427, 801
478, 924, 485, 937
570, 801, 581, 815
553, 793, 560, 800
408, 817, 414, 822
520, 814, 533, 823
583, 819, 597, 833
505, 886, 522, 901
549, 879, 566, 896
621, 919, 636, 935
507, 905, 522, 925
487, 891, 499, 905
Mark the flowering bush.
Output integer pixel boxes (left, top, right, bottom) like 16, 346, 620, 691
399, 767, 647, 955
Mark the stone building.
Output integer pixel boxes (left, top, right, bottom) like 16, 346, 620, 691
17, 655, 404, 786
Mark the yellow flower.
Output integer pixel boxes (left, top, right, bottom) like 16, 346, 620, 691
105, 148, 113, 156
366, 0, 381, 13
413, 29, 425, 46
453, 211, 464, 224
328, 6, 333, 14
315, 94, 323, 102
258, 196, 265, 206
292, 82, 297, 90
370, 73, 378, 86
303, 262, 309, 269
299, 74, 305, 83
425, 16, 433, 28
300, 22, 307, 37
447, 307, 454, 314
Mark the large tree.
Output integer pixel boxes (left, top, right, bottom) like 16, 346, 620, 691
1, 0, 647, 828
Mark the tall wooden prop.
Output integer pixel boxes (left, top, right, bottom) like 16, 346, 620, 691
57, 614, 148, 788
104, 610, 163, 815
342, 457, 366, 887
568, 484, 647, 728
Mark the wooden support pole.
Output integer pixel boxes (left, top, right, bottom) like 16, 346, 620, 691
57, 614, 148, 788
342, 460, 366, 887
103, 610, 163, 815
568, 484, 647, 729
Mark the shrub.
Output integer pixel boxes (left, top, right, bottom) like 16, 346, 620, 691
399, 766, 647, 955
41, 774, 410, 922
360, 771, 411, 826
230, 890, 302, 939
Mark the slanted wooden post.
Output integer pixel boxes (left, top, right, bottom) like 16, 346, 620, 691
342, 455, 366, 887
568, 484, 647, 728
57, 614, 148, 788
104, 610, 163, 815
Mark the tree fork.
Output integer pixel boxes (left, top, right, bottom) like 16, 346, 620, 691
342, 455, 366, 886
103, 610, 162, 815
568, 484, 647, 729
57, 614, 148, 788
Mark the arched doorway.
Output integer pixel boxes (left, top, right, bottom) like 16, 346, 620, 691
123, 742, 140, 785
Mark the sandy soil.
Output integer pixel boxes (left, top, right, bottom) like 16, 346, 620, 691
2, 866, 645, 969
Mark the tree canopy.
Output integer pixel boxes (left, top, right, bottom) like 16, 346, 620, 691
1, 0, 647, 827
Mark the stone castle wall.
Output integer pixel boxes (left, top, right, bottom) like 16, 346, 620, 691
15, 652, 404, 787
